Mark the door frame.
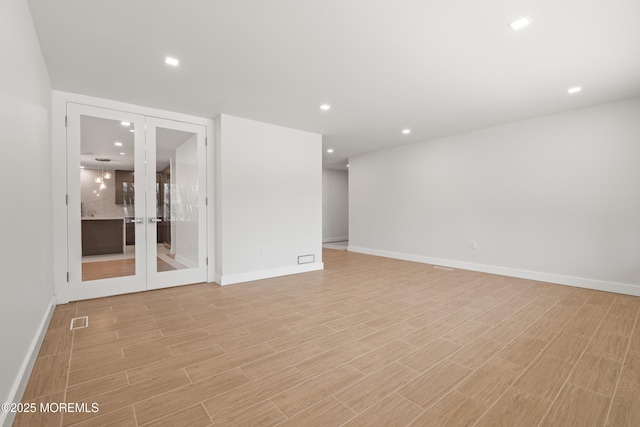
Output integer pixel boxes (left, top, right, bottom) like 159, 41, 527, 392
52, 91, 215, 304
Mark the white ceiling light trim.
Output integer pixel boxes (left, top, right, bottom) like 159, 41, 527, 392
509, 17, 531, 31
568, 86, 582, 94
402, 129, 411, 134
165, 56, 180, 66
327, 148, 334, 153
320, 104, 331, 111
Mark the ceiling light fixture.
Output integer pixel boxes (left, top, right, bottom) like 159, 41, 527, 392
121, 121, 130, 127
567, 86, 582, 94
327, 149, 334, 153
508, 17, 531, 31
114, 142, 123, 146
402, 129, 411, 134
120, 152, 125, 155
320, 104, 331, 111
165, 57, 180, 66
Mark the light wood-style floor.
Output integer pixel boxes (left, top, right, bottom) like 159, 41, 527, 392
82, 258, 183, 281
16, 249, 640, 426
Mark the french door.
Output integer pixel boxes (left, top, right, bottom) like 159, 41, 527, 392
67, 104, 207, 300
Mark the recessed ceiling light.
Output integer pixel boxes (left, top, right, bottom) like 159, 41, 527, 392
129, 129, 135, 133
327, 149, 334, 153
568, 86, 582, 94
165, 57, 180, 66
346, 164, 350, 168
114, 142, 123, 146
320, 104, 331, 111
121, 121, 130, 127
402, 129, 411, 134
80, 166, 85, 169
508, 17, 531, 31
120, 152, 125, 155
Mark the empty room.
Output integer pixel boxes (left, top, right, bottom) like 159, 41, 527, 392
2, 0, 640, 426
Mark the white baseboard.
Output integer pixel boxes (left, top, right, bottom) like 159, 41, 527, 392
219, 262, 324, 286
1, 297, 56, 427
323, 236, 348, 243
213, 273, 222, 285
175, 255, 198, 269
348, 246, 640, 297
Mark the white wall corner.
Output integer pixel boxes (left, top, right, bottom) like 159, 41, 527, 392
213, 273, 223, 285
0, 297, 56, 427
217, 115, 322, 284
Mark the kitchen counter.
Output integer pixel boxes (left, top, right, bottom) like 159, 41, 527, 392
81, 217, 125, 220
81, 218, 125, 256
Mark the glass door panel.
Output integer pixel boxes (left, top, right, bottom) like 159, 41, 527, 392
80, 116, 136, 280
146, 118, 207, 289
68, 103, 146, 300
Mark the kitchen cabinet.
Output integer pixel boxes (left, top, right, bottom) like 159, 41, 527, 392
115, 170, 134, 205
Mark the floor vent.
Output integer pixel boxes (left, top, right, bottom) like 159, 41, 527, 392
433, 266, 454, 271
70, 316, 89, 330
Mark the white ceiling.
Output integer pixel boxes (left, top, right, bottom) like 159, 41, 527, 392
28, 0, 640, 169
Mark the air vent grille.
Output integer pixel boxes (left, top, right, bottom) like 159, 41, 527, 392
70, 316, 89, 330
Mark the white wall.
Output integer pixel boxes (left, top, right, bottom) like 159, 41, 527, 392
215, 114, 323, 285
350, 97, 640, 295
80, 168, 123, 218
174, 135, 199, 266
322, 168, 349, 242
0, 0, 55, 422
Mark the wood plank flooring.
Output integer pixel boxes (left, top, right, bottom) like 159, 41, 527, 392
82, 258, 182, 281
16, 249, 640, 426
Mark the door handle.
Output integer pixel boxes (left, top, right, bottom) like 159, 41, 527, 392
130, 217, 143, 224
148, 217, 162, 224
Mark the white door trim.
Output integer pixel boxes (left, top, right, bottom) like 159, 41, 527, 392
52, 91, 215, 304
